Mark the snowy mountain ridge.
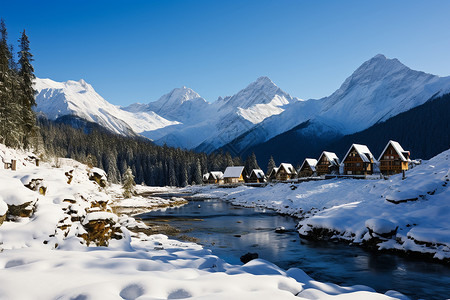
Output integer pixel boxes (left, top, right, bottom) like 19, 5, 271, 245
34, 78, 179, 137
224, 54, 450, 154
34, 54, 450, 154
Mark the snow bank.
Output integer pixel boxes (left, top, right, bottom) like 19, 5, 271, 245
0, 198, 7, 215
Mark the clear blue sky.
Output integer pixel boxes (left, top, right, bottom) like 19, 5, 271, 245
2, 0, 450, 105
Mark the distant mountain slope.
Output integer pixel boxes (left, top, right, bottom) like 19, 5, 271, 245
222, 54, 450, 156
34, 78, 178, 136
234, 93, 450, 170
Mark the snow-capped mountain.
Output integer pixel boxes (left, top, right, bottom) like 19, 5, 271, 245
124, 86, 210, 124
149, 76, 300, 151
34, 78, 179, 136
34, 54, 450, 156
224, 54, 450, 154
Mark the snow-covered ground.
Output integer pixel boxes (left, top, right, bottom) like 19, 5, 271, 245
189, 149, 450, 261
0, 144, 411, 299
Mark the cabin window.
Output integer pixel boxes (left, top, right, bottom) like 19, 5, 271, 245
356, 163, 360, 167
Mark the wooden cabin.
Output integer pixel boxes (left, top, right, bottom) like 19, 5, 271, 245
276, 163, 297, 181
223, 166, 245, 184
202, 173, 209, 184
268, 167, 279, 181
298, 158, 318, 178
248, 169, 266, 183
378, 140, 410, 175
342, 144, 375, 175
316, 151, 340, 175
207, 171, 224, 184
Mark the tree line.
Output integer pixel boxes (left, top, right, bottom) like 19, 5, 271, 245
37, 117, 248, 186
0, 19, 37, 149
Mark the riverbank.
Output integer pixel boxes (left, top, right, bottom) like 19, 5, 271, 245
186, 149, 450, 263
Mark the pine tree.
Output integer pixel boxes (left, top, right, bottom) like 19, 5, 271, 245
122, 166, 136, 198
0, 19, 22, 147
17, 29, 36, 149
193, 158, 203, 185
244, 152, 260, 177
267, 156, 276, 175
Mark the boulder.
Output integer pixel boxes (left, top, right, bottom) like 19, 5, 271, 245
240, 252, 259, 264
365, 218, 398, 239
24, 178, 47, 195
7, 201, 36, 219
65, 170, 74, 184
88, 168, 107, 188
80, 212, 121, 246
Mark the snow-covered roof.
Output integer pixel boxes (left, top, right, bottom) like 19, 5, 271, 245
223, 166, 245, 178
268, 167, 279, 177
203, 173, 209, 181
299, 158, 318, 172
250, 169, 265, 179
279, 163, 296, 175
318, 151, 340, 166
209, 171, 224, 180
378, 140, 409, 162
343, 144, 375, 163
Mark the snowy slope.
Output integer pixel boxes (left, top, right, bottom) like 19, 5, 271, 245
224, 54, 450, 154
34, 78, 179, 136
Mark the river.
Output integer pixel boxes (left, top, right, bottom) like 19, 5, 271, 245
138, 197, 450, 300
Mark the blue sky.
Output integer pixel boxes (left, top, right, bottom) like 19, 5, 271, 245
2, 0, 450, 105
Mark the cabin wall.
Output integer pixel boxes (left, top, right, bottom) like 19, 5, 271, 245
343, 148, 373, 175
379, 144, 409, 175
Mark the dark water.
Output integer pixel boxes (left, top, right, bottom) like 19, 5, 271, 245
139, 198, 450, 300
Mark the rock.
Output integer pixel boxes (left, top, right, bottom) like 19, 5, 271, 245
88, 168, 107, 188
23, 178, 47, 195
6, 201, 36, 220
0, 213, 6, 226
275, 226, 286, 233
80, 218, 122, 246
65, 170, 74, 184
240, 252, 259, 264
365, 218, 398, 239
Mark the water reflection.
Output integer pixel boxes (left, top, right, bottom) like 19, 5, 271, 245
139, 199, 450, 300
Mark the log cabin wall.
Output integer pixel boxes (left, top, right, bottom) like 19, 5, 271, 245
343, 148, 373, 175
379, 144, 409, 175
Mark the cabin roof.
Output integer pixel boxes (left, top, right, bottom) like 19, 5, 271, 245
209, 171, 224, 180
269, 167, 279, 177
378, 140, 409, 162
299, 158, 318, 172
250, 169, 265, 179
203, 173, 209, 181
318, 151, 340, 166
343, 144, 375, 163
223, 166, 245, 178
279, 163, 297, 175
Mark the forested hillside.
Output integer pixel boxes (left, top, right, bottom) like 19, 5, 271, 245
37, 117, 241, 186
